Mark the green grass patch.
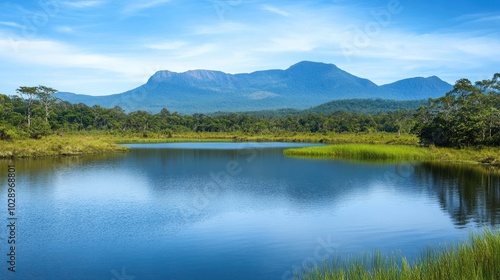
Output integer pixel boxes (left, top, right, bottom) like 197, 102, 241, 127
0, 135, 129, 158
1, 131, 498, 163
284, 144, 432, 161
284, 144, 500, 165
303, 229, 500, 280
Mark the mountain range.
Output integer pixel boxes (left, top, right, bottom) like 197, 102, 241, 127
55, 61, 453, 114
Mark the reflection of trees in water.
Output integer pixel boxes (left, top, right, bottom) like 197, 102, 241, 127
0, 154, 127, 191
415, 163, 500, 228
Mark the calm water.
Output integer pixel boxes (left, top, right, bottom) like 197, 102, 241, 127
0, 142, 498, 280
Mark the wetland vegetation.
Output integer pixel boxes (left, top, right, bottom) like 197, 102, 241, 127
304, 229, 500, 280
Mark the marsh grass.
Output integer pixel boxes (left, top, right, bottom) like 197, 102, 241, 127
303, 229, 500, 280
1, 131, 498, 164
284, 144, 500, 165
231, 132, 418, 145
284, 144, 431, 161
0, 135, 129, 158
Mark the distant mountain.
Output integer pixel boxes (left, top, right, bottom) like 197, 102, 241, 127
379, 76, 451, 99
55, 61, 452, 114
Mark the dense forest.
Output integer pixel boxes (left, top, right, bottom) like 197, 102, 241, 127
0, 74, 499, 148
416, 74, 500, 147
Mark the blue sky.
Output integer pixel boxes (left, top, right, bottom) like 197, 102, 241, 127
0, 0, 499, 96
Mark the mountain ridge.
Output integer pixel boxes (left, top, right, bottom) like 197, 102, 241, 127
55, 61, 452, 114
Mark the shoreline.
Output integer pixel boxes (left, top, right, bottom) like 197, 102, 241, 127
0, 133, 499, 167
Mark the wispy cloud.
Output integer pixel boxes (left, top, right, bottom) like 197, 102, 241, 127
122, 0, 171, 15
0, 21, 23, 28
247, 91, 279, 100
468, 15, 500, 23
175, 44, 217, 58
61, 1, 105, 8
55, 26, 75, 34
193, 22, 248, 35
261, 5, 291, 17
146, 41, 187, 50
0, 1, 499, 95
0, 38, 143, 77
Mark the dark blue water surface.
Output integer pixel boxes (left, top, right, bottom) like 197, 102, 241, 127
0, 142, 498, 280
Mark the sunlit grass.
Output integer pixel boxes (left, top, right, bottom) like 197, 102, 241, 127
284, 144, 500, 165
0, 135, 129, 158
1, 131, 498, 165
303, 229, 500, 280
284, 144, 431, 161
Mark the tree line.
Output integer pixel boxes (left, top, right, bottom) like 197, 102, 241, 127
416, 74, 500, 147
0, 73, 499, 148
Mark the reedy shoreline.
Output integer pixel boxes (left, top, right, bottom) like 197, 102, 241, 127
0, 132, 498, 167
303, 229, 500, 280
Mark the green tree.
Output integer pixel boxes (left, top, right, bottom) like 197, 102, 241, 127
417, 73, 500, 147
29, 116, 51, 139
16, 86, 38, 127
37, 85, 58, 123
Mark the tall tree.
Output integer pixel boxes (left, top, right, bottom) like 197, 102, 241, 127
417, 73, 500, 147
16, 86, 38, 127
37, 85, 58, 122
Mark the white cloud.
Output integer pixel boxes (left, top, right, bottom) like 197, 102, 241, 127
61, 1, 105, 8
0, 21, 23, 28
55, 26, 75, 33
0, 2, 498, 95
261, 5, 291, 17
146, 41, 187, 50
175, 44, 217, 58
0, 38, 146, 77
122, 0, 171, 15
193, 22, 248, 35
454, 12, 500, 23
247, 91, 279, 100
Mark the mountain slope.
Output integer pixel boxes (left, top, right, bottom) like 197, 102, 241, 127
379, 76, 452, 99
55, 61, 452, 114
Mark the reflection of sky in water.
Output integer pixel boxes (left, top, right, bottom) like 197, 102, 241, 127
0, 143, 498, 280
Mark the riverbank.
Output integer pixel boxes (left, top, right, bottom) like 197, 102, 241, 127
0, 132, 498, 166
304, 229, 500, 280
0, 135, 130, 158
0, 132, 416, 158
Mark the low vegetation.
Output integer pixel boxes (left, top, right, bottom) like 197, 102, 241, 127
284, 144, 429, 161
283, 143, 500, 165
1, 132, 499, 165
303, 229, 500, 280
0, 134, 129, 158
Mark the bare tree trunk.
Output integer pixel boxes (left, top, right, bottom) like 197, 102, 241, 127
45, 104, 49, 122
27, 106, 31, 127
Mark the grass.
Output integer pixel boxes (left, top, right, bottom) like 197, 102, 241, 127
284, 144, 430, 161
283, 144, 500, 166
0, 134, 129, 158
106, 131, 418, 145
0, 132, 415, 159
303, 229, 500, 280
231, 132, 418, 145
0, 131, 498, 165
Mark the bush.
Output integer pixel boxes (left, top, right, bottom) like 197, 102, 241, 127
29, 117, 52, 139
0, 124, 19, 140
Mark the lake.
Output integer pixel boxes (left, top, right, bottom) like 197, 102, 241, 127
0, 142, 498, 280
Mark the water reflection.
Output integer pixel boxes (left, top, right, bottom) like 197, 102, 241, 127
415, 162, 500, 227
0, 144, 498, 280
120, 147, 500, 229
